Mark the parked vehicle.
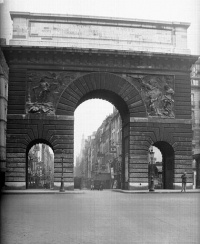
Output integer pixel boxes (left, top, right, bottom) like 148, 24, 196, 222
91, 181, 94, 190
93, 180, 103, 190
99, 182, 104, 191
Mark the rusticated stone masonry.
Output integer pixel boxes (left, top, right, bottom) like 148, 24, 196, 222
2, 46, 198, 190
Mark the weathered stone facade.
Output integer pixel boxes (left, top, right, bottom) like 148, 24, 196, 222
2, 45, 197, 190
10, 12, 191, 54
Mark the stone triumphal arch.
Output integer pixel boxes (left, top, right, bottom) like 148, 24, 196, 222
1, 12, 198, 190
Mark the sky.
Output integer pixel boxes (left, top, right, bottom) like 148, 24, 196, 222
74, 100, 114, 156
0, 0, 200, 54
0, 0, 199, 160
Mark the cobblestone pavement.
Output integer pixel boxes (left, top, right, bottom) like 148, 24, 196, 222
1, 190, 199, 244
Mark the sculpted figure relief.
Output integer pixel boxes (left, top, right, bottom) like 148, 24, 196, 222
26, 71, 80, 114
139, 75, 175, 118
32, 78, 51, 103
162, 84, 175, 117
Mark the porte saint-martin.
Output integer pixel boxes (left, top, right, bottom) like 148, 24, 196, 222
1, 11, 198, 190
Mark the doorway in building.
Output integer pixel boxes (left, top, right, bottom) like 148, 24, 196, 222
26, 142, 54, 189
151, 141, 174, 189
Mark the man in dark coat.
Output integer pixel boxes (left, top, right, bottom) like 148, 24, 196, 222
181, 172, 187, 192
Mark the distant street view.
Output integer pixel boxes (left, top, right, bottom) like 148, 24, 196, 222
28, 144, 54, 189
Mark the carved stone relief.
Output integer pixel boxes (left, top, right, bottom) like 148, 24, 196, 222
0, 50, 9, 79
27, 71, 175, 117
126, 74, 175, 118
26, 71, 82, 114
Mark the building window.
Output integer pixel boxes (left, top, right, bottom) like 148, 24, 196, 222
191, 93, 195, 106
191, 80, 199, 86
192, 110, 195, 125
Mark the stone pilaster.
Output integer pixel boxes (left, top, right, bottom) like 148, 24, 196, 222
0, 43, 8, 187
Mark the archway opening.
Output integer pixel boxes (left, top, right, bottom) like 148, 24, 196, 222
149, 142, 174, 189
56, 72, 145, 190
77, 89, 129, 121
74, 98, 123, 190
26, 141, 54, 189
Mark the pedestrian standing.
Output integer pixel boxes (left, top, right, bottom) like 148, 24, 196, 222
91, 180, 94, 190
181, 171, 187, 192
99, 181, 103, 191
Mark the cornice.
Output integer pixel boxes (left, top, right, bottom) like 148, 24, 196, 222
130, 117, 191, 124
2, 45, 198, 72
7, 114, 74, 120
10, 11, 190, 28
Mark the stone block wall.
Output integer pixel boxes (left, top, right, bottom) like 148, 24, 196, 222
6, 114, 74, 189
0, 46, 8, 187
128, 120, 193, 190
2, 45, 197, 190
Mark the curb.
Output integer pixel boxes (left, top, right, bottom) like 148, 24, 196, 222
1, 189, 200, 194
1, 190, 85, 195
112, 189, 200, 194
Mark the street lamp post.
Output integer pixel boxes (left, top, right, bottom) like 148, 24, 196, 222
118, 155, 122, 189
149, 147, 155, 192
60, 150, 65, 192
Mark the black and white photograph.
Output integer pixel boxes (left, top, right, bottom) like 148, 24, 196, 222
0, 0, 200, 243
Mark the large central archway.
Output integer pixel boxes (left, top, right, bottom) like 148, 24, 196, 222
56, 72, 146, 118
54, 72, 146, 189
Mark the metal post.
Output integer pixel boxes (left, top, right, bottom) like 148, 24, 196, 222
149, 148, 155, 192
60, 150, 65, 192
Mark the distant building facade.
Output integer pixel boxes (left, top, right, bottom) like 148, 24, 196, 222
110, 108, 122, 188
28, 143, 54, 189
191, 58, 200, 188
0, 41, 8, 187
75, 108, 122, 189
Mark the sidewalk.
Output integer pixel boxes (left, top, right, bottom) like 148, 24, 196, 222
1, 188, 200, 194
112, 189, 200, 194
1, 189, 85, 194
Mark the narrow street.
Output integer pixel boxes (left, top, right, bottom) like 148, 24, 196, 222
1, 191, 199, 244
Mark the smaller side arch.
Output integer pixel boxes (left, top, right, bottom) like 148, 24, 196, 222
26, 139, 54, 154
26, 139, 54, 189
153, 141, 174, 189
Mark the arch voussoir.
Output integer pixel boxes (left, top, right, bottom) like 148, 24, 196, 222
57, 72, 146, 116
